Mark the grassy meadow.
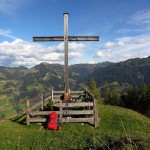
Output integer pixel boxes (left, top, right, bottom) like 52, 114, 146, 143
0, 105, 150, 149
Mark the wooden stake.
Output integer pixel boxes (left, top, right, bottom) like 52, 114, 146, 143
59, 100, 62, 123
26, 99, 30, 125
51, 89, 53, 101
41, 93, 44, 110
94, 99, 98, 128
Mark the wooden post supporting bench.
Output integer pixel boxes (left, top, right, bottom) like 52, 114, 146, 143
93, 99, 98, 128
59, 100, 63, 122
26, 99, 30, 125
41, 93, 44, 110
51, 89, 53, 101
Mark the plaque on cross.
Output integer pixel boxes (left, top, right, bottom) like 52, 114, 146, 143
33, 13, 99, 98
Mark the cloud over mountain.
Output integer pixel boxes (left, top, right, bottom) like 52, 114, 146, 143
0, 39, 86, 67
95, 34, 150, 62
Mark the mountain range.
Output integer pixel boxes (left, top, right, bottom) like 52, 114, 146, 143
0, 56, 150, 97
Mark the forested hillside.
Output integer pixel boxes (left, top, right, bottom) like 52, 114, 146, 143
87, 56, 150, 88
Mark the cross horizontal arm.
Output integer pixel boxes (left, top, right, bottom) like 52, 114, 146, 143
33, 36, 99, 42
33, 36, 64, 41
69, 36, 99, 41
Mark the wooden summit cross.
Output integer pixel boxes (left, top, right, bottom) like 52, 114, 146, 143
33, 13, 99, 100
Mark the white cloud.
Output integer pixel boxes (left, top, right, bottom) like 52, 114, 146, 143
88, 9, 150, 64
116, 37, 134, 43
0, 29, 17, 40
95, 10, 150, 63
0, 39, 86, 67
96, 51, 104, 57
102, 41, 124, 49
95, 34, 150, 62
117, 26, 150, 34
42, 53, 62, 61
129, 9, 150, 25
69, 42, 86, 51
0, 0, 24, 14
69, 42, 86, 58
117, 9, 150, 34
88, 59, 97, 64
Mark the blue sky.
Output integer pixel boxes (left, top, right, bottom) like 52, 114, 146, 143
0, 0, 150, 67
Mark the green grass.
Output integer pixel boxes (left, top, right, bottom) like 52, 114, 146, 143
0, 95, 17, 118
0, 105, 150, 149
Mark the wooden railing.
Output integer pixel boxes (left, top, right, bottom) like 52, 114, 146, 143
26, 90, 99, 127
28, 90, 84, 111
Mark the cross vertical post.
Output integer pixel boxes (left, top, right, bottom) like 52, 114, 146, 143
64, 13, 69, 94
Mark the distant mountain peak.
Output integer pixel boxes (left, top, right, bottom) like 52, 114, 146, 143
41, 62, 49, 65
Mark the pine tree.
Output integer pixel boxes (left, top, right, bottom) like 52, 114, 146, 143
139, 84, 150, 116
104, 87, 121, 106
88, 79, 101, 103
122, 85, 139, 110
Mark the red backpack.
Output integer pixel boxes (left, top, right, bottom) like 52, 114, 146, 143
47, 112, 61, 130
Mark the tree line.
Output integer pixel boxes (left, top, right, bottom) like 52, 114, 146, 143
88, 80, 150, 117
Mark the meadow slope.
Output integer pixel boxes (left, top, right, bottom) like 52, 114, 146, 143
0, 105, 150, 149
